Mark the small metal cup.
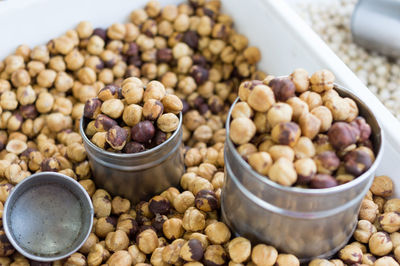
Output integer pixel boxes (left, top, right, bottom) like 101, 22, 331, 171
3, 172, 93, 262
80, 113, 184, 204
222, 84, 384, 261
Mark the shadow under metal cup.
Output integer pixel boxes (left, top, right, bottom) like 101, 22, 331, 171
80, 113, 184, 205
222, 84, 384, 261
3, 172, 93, 262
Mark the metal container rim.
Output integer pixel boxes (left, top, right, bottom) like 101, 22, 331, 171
79, 112, 182, 159
225, 82, 385, 196
3, 172, 94, 262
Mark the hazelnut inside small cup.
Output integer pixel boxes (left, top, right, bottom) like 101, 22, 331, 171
228, 69, 379, 189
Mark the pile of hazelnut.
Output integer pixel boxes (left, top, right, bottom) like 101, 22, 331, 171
83, 77, 182, 153
229, 69, 376, 188
0, 0, 396, 265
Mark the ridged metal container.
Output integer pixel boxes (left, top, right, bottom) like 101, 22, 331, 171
3, 172, 93, 262
80, 113, 184, 204
222, 84, 384, 261
351, 0, 400, 58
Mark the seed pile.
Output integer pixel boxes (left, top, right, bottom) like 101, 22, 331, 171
295, 0, 400, 120
229, 69, 375, 188
0, 0, 397, 265
83, 78, 182, 153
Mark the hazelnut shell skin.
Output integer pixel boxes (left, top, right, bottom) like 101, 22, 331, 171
328, 122, 359, 150
310, 174, 338, 189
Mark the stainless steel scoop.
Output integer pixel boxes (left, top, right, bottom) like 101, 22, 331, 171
3, 172, 93, 262
351, 0, 400, 58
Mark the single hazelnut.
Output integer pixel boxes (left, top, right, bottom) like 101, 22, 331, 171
131, 121, 155, 143
248, 152, 273, 176
180, 239, 204, 262
162, 94, 183, 114
310, 69, 335, 93
269, 78, 296, 102
231, 102, 253, 119
338, 244, 362, 264
268, 157, 297, 186
311, 106, 333, 132
94, 114, 117, 132
370, 175, 393, 197
149, 195, 170, 215
106, 125, 127, 150
267, 103, 293, 128
271, 122, 301, 147
195, 190, 218, 212
227, 237, 251, 263
310, 174, 338, 189
203, 245, 228, 266
247, 84, 276, 112
287, 97, 309, 122
294, 158, 317, 185
354, 220, 377, 243
143, 99, 164, 121
299, 112, 321, 139
136, 228, 159, 254
182, 207, 206, 232
344, 148, 373, 176
98, 85, 121, 101
369, 231, 393, 256
328, 122, 359, 150
229, 117, 256, 145
294, 136, 316, 159
105, 230, 129, 252
314, 151, 340, 174
275, 254, 300, 266
251, 244, 278, 266
290, 68, 309, 93
374, 256, 399, 266
379, 212, 400, 233
359, 199, 378, 223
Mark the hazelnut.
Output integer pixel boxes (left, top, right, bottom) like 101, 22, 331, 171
163, 218, 184, 240
94, 114, 118, 132
287, 97, 309, 122
111, 196, 130, 215
328, 122, 359, 150
238, 80, 262, 102
173, 191, 195, 213
83, 98, 102, 119
231, 102, 253, 119
105, 230, 129, 252
180, 239, 204, 262
106, 125, 127, 150
107, 250, 132, 266
275, 254, 300, 266
149, 195, 170, 215
157, 113, 180, 132
143, 99, 164, 120
203, 245, 228, 266
293, 136, 316, 159
269, 78, 295, 102
205, 222, 231, 245
98, 85, 120, 101
182, 207, 206, 232
294, 158, 317, 185
195, 190, 218, 212
354, 220, 377, 243
162, 94, 183, 114
271, 122, 301, 147
299, 112, 321, 139
300, 91, 322, 110
374, 256, 399, 266
338, 244, 362, 264
290, 68, 309, 93
122, 104, 142, 127
314, 151, 340, 174
251, 244, 277, 266
267, 103, 293, 128
144, 80, 166, 102
384, 199, 400, 213
227, 237, 251, 263
359, 199, 379, 223
361, 253, 376, 265
131, 121, 155, 143
248, 152, 273, 176
310, 69, 335, 93
122, 79, 144, 104
379, 212, 400, 233
344, 148, 373, 176
136, 228, 159, 254
268, 157, 297, 186
100, 99, 124, 119
310, 106, 333, 132
128, 245, 146, 265
310, 174, 338, 189
324, 96, 351, 121
370, 175, 393, 197
229, 117, 256, 145
6, 139, 27, 155
351, 117, 371, 142
247, 84, 276, 112
344, 98, 359, 122
0, 229, 15, 256
369, 231, 393, 256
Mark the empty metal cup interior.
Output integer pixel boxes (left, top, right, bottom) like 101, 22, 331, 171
3, 172, 93, 262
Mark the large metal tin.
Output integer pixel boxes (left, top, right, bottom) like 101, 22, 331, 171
80, 113, 184, 204
3, 172, 93, 262
351, 0, 400, 58
222, 84, 384, 261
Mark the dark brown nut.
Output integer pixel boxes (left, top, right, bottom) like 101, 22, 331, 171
344, 148, 373, 176
106, 125, 128, 150
359, 199, 379, 223
19, 104, 38, 120
157, 48, 173, 63
162, 94, 183, 115
354, 220, 377, 243
195, 190, 218, 212
94, 114, 118, 132
248, 152, 273, 176
294, 158, 317, 185
370, 175, 393, 197
180, 239, 204, 262
379, 212, 400, 233
182, 207, 206, 232
267, 103, 293, 128
149, 195, 170, 215
98, 85, 120, 101
338, 244, 362, 264
328, 122, 359, 150
310, 69, 335, 93
247, 84, 275, 112
190, 65, 209, 85
294, 136, 316, 159
299, 112, 321, 139
369, 232, 393, 256
100, 99, 124, 119
136, 228, 159, 254
374, 256, 399, 266
105, 230, 129, 252
314, 151, 340, 174
0, 229, 15, 256
203, 245, 228, 266
268, 157, 297, 186
275, 254, 300, 266
83, 98, 102, 119
157, 113, 180, 132
131, 121, 155, 143
271, 122, 301, 147
310, 174, 338, 189
143, 99, 164, 120
269, 78, 295, 102
107, 250, 132, 266
122, 141, 144, 154
163, 218, 184, 240
351, 117, 371, 143
226, 237, 251, 263
251, 244, 277, 266
290, 68, 309, 93
229, 117, 256, 145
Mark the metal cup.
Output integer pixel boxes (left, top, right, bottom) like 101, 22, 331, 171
80, 113, 184, 204
3, 172, 93, 262
222, 84, 384, 261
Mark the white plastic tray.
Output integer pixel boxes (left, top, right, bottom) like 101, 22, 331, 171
0, 0, 399, 192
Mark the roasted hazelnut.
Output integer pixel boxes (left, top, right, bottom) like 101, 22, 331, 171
271, 122, 301, 147
204, 222, 230, 245
149, 195, 170, 215
338, 244, 362, 264
83, 98, 102, 119
328, 122, 359, 150
122, 104, 142, 127
195, 190, 218, 212
131, 121, 155, 143
267, 103, 293, 128
128, 245, 146, 265
344, 148, 373, 176
162, 94, 183, 114
324, 96, 351, 121
136, 228, 159, 254
351, 117, 371, 143
143, 99, 164, 121
294, 136, 316, 159
359, 199, 379, 223
369, 231, 393, 256
379, 212, 400, 233
314, 151, 340, 174
179, 239, 204, 262
6, 139, 27, 155
361, 253, 376, 265
226, 237, 251, 263
94, 114, 118, 132
247, 84, 275, 112
310, 106, 332, 133
308, 259, 333, 266
231, 102, 253, 119
251, 244, 277, 266
310, 174, 338, 189
384, 199, 400, 213
229, 117, 256, 145
91, 132, 107, 149
203, 245, 228, 266
144, 80, 166, 102
294, 158, 317, 185
290, 68, 309, 93
248, 152, 273, 176
98, 85, 120, 101
111, 196, 130, 215
287, 97, 309, 122
354, 220, 377, 243
64, 252, 86, 266
374, 256, 399, 266
370, 175, 393, 197
268, 78, 295, 102
107, 250, 132, 266
268, 157, 297, 186
173, 191, 195, 213
182, 207, 206, 232
157, 113, 180, 132
275, 254, 300, 266
105, 230, 129, 252
100, 99, 124, 119
310, 69, 335, 93
0, 229, 15, 256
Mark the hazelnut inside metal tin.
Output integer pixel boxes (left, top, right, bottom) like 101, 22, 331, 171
3, 172, 94, 262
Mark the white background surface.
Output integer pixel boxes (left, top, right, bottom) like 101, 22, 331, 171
0, 0, 399, 193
